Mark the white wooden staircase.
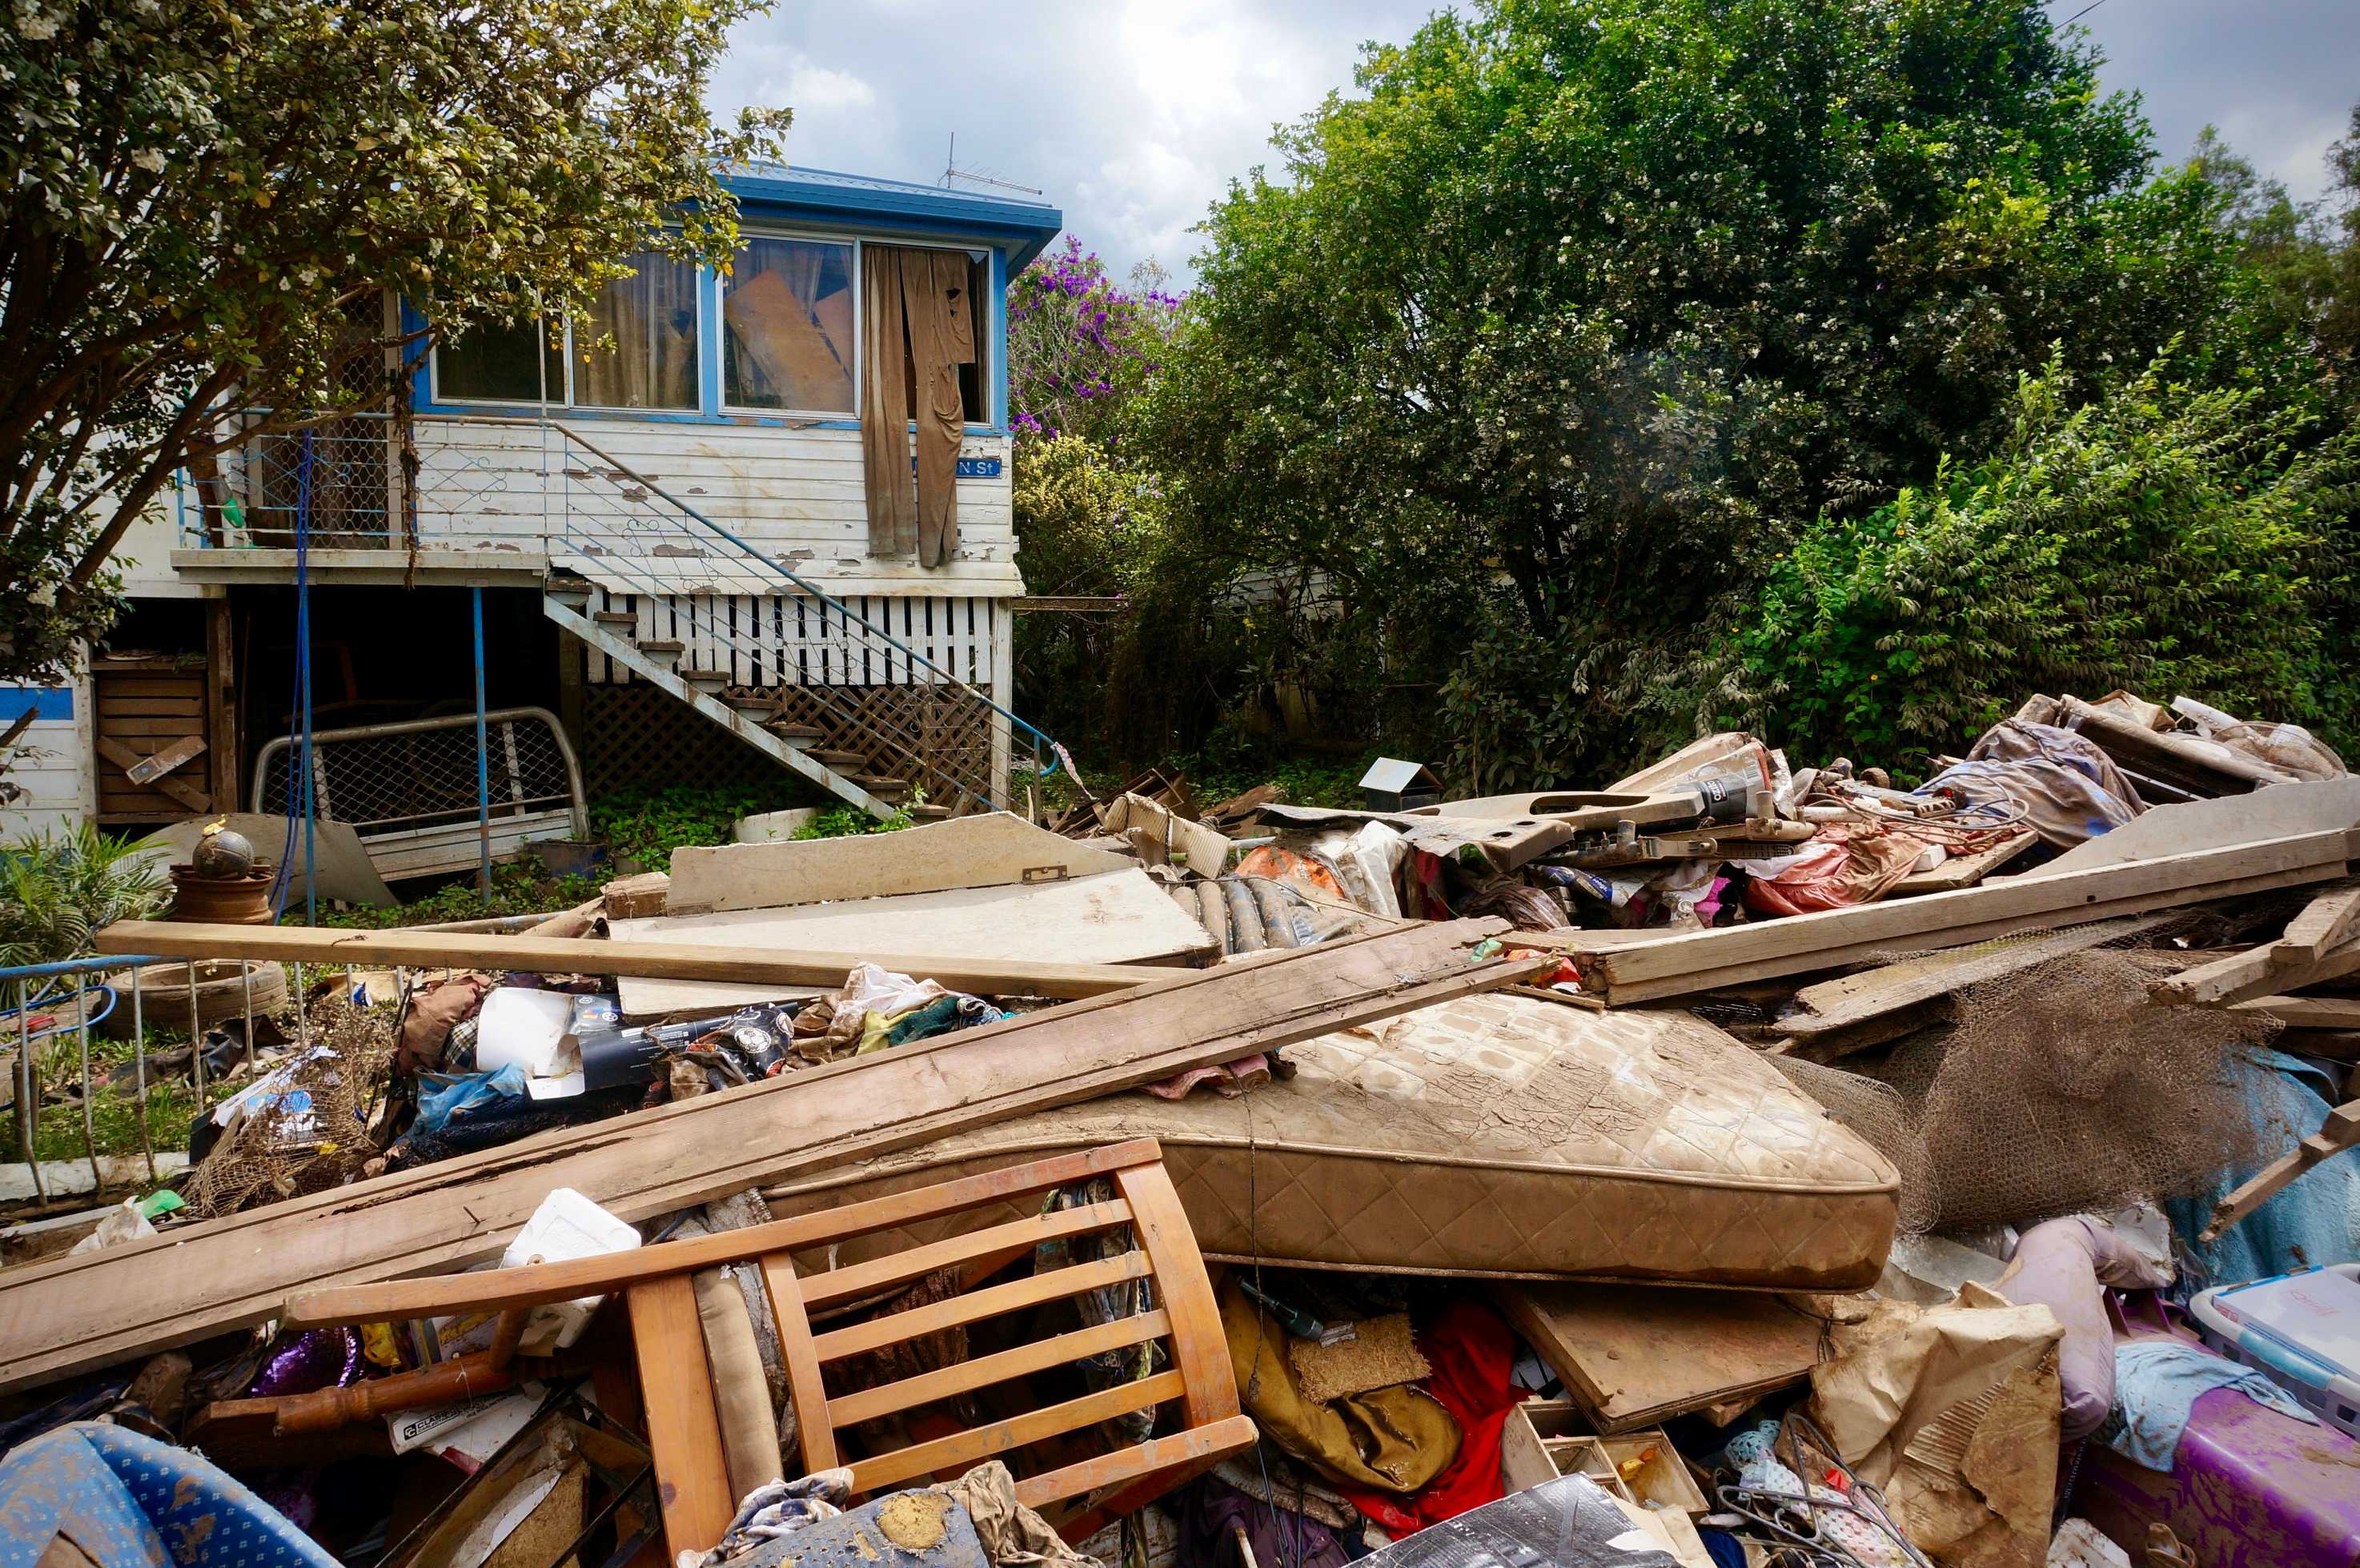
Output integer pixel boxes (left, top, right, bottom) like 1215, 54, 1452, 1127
536, 425, 1052, 822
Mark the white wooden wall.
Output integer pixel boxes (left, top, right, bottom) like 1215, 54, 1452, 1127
584, 586, 997, 689
0, 672, 96, 840
410, 417, 1021, 596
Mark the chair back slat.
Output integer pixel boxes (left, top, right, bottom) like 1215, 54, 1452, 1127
797, 1196, 1134, 1309
825, 1308, 1174, 1428
809, 1250, 1154, 1363
845, 1369, 1187, 1496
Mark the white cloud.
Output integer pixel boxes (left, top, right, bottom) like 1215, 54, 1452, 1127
708, 2, 2358, 284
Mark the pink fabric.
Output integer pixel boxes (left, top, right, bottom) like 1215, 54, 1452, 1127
1143, 1053, 1272, 1100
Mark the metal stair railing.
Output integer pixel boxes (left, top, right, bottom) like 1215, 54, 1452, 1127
544, 422, 1057, 812
548, 539, 993, 815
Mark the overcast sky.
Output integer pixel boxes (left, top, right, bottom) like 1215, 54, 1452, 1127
712, 1, 2360, 283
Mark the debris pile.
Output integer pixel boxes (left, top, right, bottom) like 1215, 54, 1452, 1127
2, 686, 2356, 1568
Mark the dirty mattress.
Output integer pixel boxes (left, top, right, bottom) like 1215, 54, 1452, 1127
763, 992, 1900, 1291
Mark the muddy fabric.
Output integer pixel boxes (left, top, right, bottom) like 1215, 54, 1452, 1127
900, 248, 977, 568
0, 1422, 335, 1567
859, 247, 917, 556
1336, 1297, 1521, 1536
696, 1264, 785, 1502
395, 973, 488, 1074
1220, 1279, 1461, 1494
937, 1460, 1096, 1566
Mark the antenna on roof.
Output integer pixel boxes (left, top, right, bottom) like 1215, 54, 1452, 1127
940, 134, 1042, 197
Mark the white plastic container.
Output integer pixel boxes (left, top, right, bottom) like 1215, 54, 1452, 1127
500, 1187, 641, 1350
2190, 1262, 2360, 1440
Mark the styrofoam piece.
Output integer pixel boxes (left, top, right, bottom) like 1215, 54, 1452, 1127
475, 986, 575, 1078
500, 1188, 641, 1350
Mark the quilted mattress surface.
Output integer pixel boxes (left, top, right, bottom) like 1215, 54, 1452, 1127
764, 991, 1900, 1290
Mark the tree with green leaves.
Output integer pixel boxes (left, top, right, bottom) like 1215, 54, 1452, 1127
0, 0, 785, 684
1134, 0, 2282, 788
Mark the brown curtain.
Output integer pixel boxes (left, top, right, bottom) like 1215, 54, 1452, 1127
902, 251, 977, 568
860, 247, 917, 555
861, 246, 976, 564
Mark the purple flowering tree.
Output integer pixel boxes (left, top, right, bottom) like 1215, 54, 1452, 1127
1006, 237, 1182, 449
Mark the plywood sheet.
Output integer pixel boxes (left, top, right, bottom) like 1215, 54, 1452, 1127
666, 811, 1131, 914
1491, 1281, 1841, 1433
613, 868, 1216, 1013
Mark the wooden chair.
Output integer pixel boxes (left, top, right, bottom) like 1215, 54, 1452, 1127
282, 1137, 1254, 1559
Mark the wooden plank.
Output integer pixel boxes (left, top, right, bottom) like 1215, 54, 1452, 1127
609, 868, 1220, 1014
2276, 883, 2360, 966
801, 1200, 1134, 1310
2230, 995, 2360, 1029
666, 811, 1131, 914
124, 735, 207, 787
828, 1308, 1172, 1428
1115, 1161, 1235, 1433
96, 716, 203, 740
287, 1140, 1168, 1327
1781, 916, 2175, 1036
627, 1277, 735, 1558
2057, 698, 2294, 794
755, 1254, 839, 1474
849, 1370, 1186, 1494
1568, 833, 2353, 995
6, 918, 1522, 1393
94, 919, 1175, 1001
1491, 1281, 1834, 1434
93, 676, 205, 698
2156, 932, 2360, 1009
2034, 779, 2360, 876
1887, 829, 2038, 896
98, 697, 205, 718
2201, 1100, 2360, 1241
207, 597, 237, 813
1590, 860, 2343, 1005
94, 736, 208, 812
1013, 1416, 1258, 1513
811, 1252, 1154, 1363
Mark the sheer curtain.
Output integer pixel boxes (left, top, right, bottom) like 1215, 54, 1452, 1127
578, 251, 700, 409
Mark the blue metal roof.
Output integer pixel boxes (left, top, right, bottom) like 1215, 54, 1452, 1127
721, 162, 1064, 269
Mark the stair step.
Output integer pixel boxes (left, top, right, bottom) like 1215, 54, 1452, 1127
851, 775, 911, 802
679, 666, 732, 687
593, 611, 639, 628
547, 583, 595, 608
810, 748, 869, 771
765, 721, 825, 747
906, 803, 953, 820
724, 692, 777, 712
635, 639, 684, 656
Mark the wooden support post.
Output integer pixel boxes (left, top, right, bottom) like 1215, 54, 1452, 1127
2202, 1100, 2360, 1241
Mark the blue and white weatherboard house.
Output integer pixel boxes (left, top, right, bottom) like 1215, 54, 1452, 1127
3, 166, 1063, 880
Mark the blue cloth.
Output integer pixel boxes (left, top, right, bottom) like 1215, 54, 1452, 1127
2165, 1049, 2360, 1294
0, 1421, 336, 1567
2097, 1340, 2318, 1474
414, 1061, 529, 1134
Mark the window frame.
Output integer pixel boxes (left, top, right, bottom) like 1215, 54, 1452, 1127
567, 249, 707, 415
418, 231, 1005, 431
875, 239, 995, 429
716, 224, 866, 421
428, 314, 568, 409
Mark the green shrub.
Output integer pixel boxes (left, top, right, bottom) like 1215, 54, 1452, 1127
0, 823, 168, 966
1737, 355, 2360, 772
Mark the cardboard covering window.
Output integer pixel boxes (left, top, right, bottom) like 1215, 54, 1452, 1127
724, 237, 856, 412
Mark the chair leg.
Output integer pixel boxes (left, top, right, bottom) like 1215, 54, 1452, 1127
628, 1277, 736, 1558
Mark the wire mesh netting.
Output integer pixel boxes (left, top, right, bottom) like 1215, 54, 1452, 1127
254, 711, 579, 837
1766, 1054, 1938, 1241
1855, 946, 2285, 1231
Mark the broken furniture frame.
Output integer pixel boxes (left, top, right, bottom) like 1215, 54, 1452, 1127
280, 1137, 1254, 1561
